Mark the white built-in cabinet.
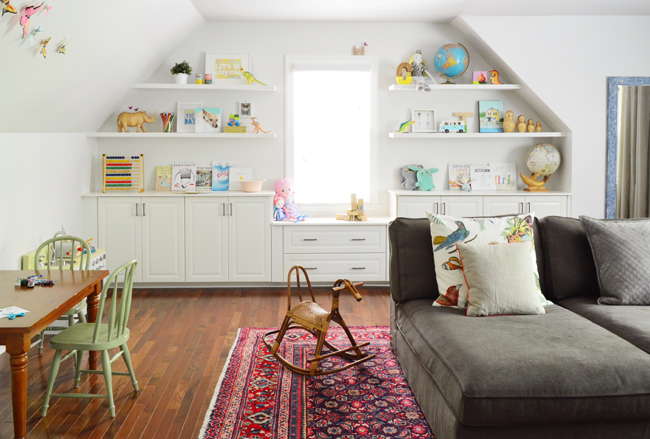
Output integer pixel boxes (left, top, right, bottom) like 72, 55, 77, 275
482, 196, 568, 217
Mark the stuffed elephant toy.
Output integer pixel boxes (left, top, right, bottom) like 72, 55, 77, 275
399, 164, 423, 190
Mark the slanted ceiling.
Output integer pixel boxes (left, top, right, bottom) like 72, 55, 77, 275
0, 0, 204, 133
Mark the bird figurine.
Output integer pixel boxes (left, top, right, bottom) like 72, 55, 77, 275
240, 67, 266, 86
520, 173, 551, 192
527, 119, 535, 132
516, 115, 527, 133
20, 2, 44, 39
395, 119, 414, 133
489, 70, 502, 84
535, 121, 542, 132
503, 110, 515, 133
1, 0, 17, 16
40, 37, 50, 58
433, 221, 469, 252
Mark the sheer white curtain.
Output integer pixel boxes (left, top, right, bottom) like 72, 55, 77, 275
616, 86, 650, 218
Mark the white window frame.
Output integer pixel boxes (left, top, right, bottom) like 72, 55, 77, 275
285, 56, 378, 211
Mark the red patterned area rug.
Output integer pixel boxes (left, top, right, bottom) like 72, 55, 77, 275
199, 326, 435, 439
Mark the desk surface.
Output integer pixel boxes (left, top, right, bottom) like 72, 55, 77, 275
0, 270, 108, 334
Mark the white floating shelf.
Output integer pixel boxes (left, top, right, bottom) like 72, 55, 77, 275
132, 83, 276, 92
388, 84, 523, 91
388, 132, 566, 139
87, 132, 276, 139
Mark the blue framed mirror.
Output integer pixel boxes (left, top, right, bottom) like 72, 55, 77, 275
606, 77, 650, 218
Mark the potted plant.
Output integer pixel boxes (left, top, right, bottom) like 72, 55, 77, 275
170, 61, 193, 85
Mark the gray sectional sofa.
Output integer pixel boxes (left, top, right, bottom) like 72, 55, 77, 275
389, 216, 650, 439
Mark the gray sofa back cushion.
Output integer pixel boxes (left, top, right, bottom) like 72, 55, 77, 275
389, 216, 545, 303
537, 216, 600, 301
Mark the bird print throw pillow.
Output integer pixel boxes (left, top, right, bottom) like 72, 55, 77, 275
426, 212, 552, 309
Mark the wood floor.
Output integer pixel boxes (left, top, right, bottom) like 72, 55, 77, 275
0, 287, 391, 439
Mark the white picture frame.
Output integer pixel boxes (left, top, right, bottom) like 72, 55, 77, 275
176, 102, 202, 133
239, 102, 253, 117
205, 52, 251, 83
411, 109, 436, 133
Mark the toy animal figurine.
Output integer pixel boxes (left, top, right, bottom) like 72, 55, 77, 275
503, 110, 515, 133
536, 121, 542, 132
408, 166, 439, 191
516, 115, 527, 133
40, 37, 50, 58
117, 110, 156, 133
395, 119, 414, 133
489, 70, 502, 84
410, 49, 436, 84
396, 62, 413, 85
353, 42, 367, 55
459, 174, 473, 191
250, 117, 271, 134
527, 119, 535, 132
20, 2, 43, 39
240, 67, 266, 86
400, 164, 423, 190
275, 178, 307, 222
2, 0, 17, 16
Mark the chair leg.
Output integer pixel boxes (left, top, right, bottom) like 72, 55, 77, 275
42, 350, 62, 417
67, 315, 77, 365
74, 350, 84, 388
77, 310, 87, 323
120, 344, 138, 391
310, 331, 327, 375
38, 330, 45, 354
101, 350, 115, 417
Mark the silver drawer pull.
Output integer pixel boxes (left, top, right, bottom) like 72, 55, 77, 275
304, 267, 317, 270
351, 238, 366, 241
352, 267, 366, 270
303, 238, 318, 241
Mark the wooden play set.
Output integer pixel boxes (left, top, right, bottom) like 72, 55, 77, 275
102, 154, 145, 193
336, 193, 367, 221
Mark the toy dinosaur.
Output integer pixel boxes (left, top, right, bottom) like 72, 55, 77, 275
489, 70, 502, 84
396, 119, 414, 133
250, 117, 271, 134
240, 67, 266, 86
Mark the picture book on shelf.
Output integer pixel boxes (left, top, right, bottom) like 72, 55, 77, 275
448, 163, 471, 190
469, 166, 496, 191
489, 162, 517, 191
156, 166, 172, 191
171, 163, 197, 192
212, 161, 233, 191
196, 166, 213, 192
195, 107, 222, 133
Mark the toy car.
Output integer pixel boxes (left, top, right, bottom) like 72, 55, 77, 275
439, 120, 466, 133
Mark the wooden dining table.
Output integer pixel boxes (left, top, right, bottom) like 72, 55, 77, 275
0, 270, 108, 439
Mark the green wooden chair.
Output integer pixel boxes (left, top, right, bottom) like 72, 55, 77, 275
33, 236, 91, 354
41, 259, 139, 418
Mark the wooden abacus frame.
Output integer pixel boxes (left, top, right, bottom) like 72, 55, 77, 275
102, 154, 144, 193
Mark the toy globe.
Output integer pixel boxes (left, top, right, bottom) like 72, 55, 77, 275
433, 43, 470, 84
521, 143, 561, 192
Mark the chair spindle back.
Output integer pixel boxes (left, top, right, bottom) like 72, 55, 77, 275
34, 236, 91, 271
92, 260, 137, 344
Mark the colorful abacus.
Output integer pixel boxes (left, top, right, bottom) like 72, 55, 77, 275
160, 112, 175, 133
102, 154, 144, 193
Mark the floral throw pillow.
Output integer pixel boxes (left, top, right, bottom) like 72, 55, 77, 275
426, 212, 552, 309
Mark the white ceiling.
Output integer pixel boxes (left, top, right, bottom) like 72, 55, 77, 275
189, 0, 650, 22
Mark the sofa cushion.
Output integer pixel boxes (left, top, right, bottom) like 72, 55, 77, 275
537, 216, 599, 301
580, 215, 650, 305
560, 295, 650, 354
394, 300, 650, 426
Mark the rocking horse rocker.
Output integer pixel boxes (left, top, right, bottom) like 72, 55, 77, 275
262, 265, 376, 376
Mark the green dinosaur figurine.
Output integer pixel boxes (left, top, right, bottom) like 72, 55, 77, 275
396, 119, 414, 133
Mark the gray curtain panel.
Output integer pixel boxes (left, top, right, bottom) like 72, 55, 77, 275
616, 86, 650, 218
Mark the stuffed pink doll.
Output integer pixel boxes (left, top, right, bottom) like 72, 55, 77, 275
274, 178, 307, 222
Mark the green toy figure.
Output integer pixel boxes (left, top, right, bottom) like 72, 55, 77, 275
408, 166, 439, 191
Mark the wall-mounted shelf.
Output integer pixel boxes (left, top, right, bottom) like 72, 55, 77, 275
389, 132, 566, 139
388, 84, 523, 91
87, 132, 276, 138
132, 83, 276, 92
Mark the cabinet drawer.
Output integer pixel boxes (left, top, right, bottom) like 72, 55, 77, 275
283, 226, 386, 254
283, 253, 386, 282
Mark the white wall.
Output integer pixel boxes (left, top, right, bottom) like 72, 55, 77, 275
461, 16, 650, 218
0, 134, 95, 269
95, 21, 555, 216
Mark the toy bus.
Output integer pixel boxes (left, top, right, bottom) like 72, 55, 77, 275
439, 120, 466, 133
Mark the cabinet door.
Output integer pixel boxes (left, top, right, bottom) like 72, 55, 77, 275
526, 196, 567, 218
483, 196, 526, 216
98, 197, 142, 281
440, 196, 483, 217
185, 197, 228, 282
229, 197, 272, 282
396, 196, 440, 218
141, 197, 185, 282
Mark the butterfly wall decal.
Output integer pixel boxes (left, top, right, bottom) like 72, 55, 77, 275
20, 2, 44, 39
29, 26, 42, 46
57, 38, 70, 54
44, 3, 51, 17
1, 0, 17, 16
41, 37, 50, 58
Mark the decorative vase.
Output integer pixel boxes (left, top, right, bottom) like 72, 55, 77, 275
174, 74, 189, 85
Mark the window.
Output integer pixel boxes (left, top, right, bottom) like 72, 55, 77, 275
287, 58, 376, 205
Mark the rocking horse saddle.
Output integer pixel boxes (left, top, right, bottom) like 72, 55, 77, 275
262, 265, 376, 376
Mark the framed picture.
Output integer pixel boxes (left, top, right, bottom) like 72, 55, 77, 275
176, 102, 202, 133
195, 107, 222, 133
479, 100, 504, 133
411, 109, 436, 133
205, 52, 251, 83
239, 102, 253, 117
472, 71, 488, 85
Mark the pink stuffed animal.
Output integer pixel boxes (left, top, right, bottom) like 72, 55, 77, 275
274, 178, 307, 222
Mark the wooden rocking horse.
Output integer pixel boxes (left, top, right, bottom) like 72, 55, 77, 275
262, 265, 376, 376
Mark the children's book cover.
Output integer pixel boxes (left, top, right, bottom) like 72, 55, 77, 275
195, 108, 222, 133
489, 162, 517, 191
478, 100, 504, 133
469, 166, 496, 191
196, 166, 213, 192
212, 161, 234, 191
448, 163, 471, 190
156, 166, 172, 191
171, 163, 197, 192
